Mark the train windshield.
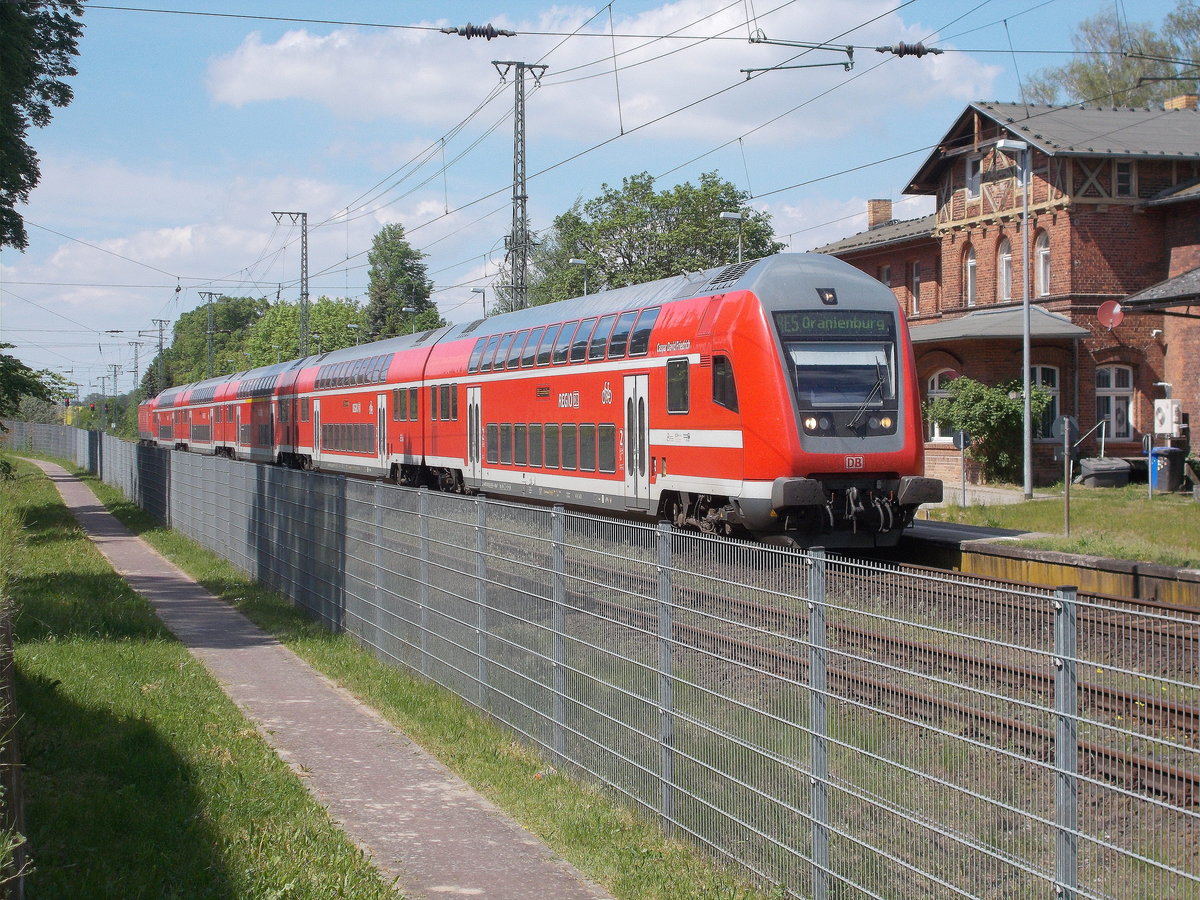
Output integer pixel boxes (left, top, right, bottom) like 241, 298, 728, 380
783, 342, 895, 408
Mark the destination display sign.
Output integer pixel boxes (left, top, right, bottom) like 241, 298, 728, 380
774, 310, 893, 340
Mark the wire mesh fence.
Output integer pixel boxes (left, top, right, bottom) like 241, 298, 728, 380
5, 422, 1198, 899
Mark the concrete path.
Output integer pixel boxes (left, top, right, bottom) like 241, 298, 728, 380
28, 459, 611, 900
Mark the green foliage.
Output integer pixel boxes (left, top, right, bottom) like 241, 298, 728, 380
1024, 5, 1198, 105
924, 376, 1051, 483
244, 296, 369, 363
524, 171, 783, 310
150, 295, 268, 388
365, 223, 440, 337
0, 1, 84, 250
0, 344, 70, 427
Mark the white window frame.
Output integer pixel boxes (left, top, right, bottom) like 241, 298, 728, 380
926, 369, 956, 442
997, 237, 1013, 301
1032, 365, 1060, 441
1035, 231, 1051, 297
1113, 159, 1136, 198
963, 245, 977, 307
1096, 364, 1134, 441
909, 261, 921, 316
878, 264, 891, 286
965, 155, 982, 199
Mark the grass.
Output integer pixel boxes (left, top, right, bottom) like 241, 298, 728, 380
4, 453, 780, 900
1, 457, 399, 899
924, 482, 1200, 568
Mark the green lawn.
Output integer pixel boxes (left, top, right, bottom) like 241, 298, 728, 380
925, 482, 1200, 568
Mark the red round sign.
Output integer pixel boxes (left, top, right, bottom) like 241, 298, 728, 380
1097, 300, 1124, 330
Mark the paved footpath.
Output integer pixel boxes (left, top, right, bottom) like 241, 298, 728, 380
29, 459, 612, 900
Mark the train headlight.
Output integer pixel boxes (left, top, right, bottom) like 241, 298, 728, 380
819, 416, 832, 431
880, 415, 893, 429
868, 416, 880, 430
803, 416, 819, 431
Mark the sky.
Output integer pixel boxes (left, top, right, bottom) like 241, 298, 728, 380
0, 0, 1184, 397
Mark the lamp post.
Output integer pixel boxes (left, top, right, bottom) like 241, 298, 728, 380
401, 306, 416, 334
347, 323, 360, 346
472, 287, 486, 318
996, 138, 1032, 499
310, 333, 323, 355
569, 258, 589, 295
719, 211, 744, 263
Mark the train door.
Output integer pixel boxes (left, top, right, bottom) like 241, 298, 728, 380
467, 386, 482, 483
312, 399, 322, 466
377, 393, 387, 465
623, 374, 650, 511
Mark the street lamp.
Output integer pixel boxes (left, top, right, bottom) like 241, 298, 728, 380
471, 287, 486, 318
401, 306, 417, 334
347, 323, 361, 345
310, 333, 323, 355
996, 138, 1032, 499
569, 258, 589, 295
272, 344, 281, 364
719, 211, 743, 263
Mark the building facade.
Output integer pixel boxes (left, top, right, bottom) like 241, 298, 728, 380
818, 98, 1200, 487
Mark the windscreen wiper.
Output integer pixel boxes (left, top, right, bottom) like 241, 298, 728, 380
848, 363, 885, 429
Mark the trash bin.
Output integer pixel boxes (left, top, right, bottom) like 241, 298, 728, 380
1149, 446, 1185, 493
1076, 457, 1130, 488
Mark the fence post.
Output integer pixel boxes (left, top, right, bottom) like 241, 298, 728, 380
551, 506, 567, 764
1054, 585, 1079, 900
373, 481, 385, 656
476, 496, 489, 710
419, 488, 430, 676
808, 547, 829, 900
657, 522, 675, 835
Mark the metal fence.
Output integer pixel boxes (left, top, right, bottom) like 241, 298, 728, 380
5, 422, 1198, 899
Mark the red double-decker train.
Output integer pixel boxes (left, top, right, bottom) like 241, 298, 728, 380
139, 253, 941, 548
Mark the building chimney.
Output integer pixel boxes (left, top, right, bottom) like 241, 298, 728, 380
867, 199, 893, 229
1165, 94, 1198, 110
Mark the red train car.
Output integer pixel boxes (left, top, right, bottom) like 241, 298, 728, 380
140, 253, 941, 548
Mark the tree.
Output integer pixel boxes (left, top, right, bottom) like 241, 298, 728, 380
1024, 6, 1198, 106
149, 295, 268, 390
366, 223, 440, 337
243, 297, 368, 365
0, 1, 85, 250
0, 343, 70, 429
522, 171, 782, 311
924, 376, 1051, 484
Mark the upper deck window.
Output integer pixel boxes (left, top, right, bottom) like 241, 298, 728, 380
628, 307, 660, 356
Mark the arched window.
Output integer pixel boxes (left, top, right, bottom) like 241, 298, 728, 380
1035, 231, 1051, 297
997, 238, 1013, 301
963, 245, 977, 307
926, 369, 957, 441
1096, 365, 1133, 440
1033, 365, 1060, 440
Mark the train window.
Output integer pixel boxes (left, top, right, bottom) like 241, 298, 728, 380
514, 425, 527, 465
486, 424, 499, 464
598, 424, 616, 473
607, 311, 638, 358
468, 337, 488, 373
500, 424, 513, 465
494, 333, 516, 371
506, 330, 528, 369
479, 335, 501, 373
302, 399, 310, 422
408, 387, 418, 420
667, 358, 690, 413
628, 307, 660, 356
570, 318, 597, 363
544, 424, 560, 468
392, 389, 403, 421
450, 384, 459, 421
439, 384, 451, 421
537, 325, 560, 366
712, 355, 739, 412
369, 356, 385, 383
429, 385, 438, 420
588, 315, 616, 360
579, 424, 596, 472
521, 326, 545, 367
552, 322, 577, 364
561, 424, 578, 470
529, 424, 543, 467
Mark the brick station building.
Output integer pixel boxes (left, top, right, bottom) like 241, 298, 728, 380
816, 98, 1200, 487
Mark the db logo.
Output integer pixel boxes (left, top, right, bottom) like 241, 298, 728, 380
844, 456, 865, 470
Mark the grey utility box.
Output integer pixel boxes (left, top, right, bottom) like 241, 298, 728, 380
1077, 457, 1131, 488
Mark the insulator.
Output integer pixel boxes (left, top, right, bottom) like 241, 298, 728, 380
440, 23, 516, 40
876, 41, 942, 57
